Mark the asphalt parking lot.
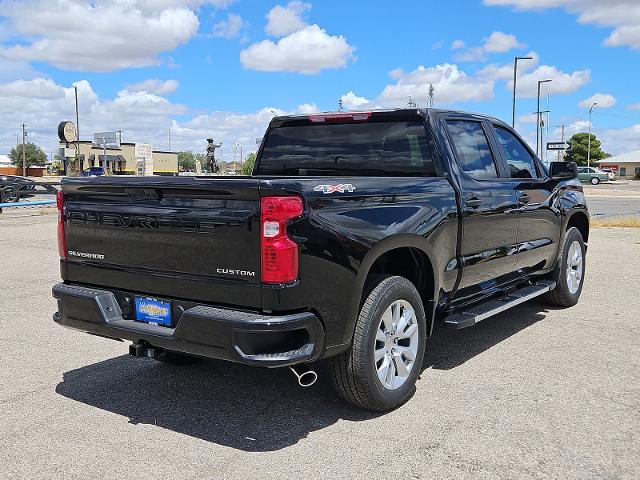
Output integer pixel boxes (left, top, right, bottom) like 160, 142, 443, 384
1, 216, 639, 479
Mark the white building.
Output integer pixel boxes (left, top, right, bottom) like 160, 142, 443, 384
597, 150, 640, 179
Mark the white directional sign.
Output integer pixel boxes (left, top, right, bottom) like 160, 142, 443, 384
547, 142, 571, 151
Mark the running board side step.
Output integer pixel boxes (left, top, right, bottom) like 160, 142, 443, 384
444, 280, 556, 329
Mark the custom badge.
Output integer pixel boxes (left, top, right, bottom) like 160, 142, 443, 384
313, 184, 356, 194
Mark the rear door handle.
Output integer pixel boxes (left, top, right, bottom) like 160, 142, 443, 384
465, 197, 482, 208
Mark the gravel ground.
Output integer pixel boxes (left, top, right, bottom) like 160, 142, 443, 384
1, 216, 639, 480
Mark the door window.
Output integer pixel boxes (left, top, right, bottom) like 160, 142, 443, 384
446, 121, 498, 179
494, 126, 538, 179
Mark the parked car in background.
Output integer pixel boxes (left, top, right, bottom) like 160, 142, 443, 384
577, 167, 609, 185
80, 167, 106, 177
0, 174, 36, 202
599, 168, 616, 181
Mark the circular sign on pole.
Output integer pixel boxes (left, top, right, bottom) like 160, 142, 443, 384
58, 121, 77, 143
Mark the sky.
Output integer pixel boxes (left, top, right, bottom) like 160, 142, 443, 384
0, 0, 639, 162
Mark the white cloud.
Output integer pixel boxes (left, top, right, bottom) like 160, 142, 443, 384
451, 40, 466, 50
240, 24, 355, 74
485, 31, 524, 52
212, 13, 245, 39
124, 79, 180, 95
340, 91, 371, 109
485, 0, 640, 50
296, 103, 319, 114
0, 76, 318, 165
599, 124, 640, 155
455, 31, 525, 61
377, 64, 495, 106
628, 102, 640, 111
579, 93, 616, 109
0, 0, 230, 72
265, 1, 311, 37
507, 65, 591, 97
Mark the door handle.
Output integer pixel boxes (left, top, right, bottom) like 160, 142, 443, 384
518, 194, 530, 205
465, 197, 482, 208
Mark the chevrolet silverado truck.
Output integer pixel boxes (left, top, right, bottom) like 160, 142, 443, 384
52, 109, 589, 411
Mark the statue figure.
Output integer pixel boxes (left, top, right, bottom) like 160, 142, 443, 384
206, 138, 222, 173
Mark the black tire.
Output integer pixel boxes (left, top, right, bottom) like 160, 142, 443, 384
590, 177, 599, 185
544, 227, 586, 307
154, 350, 202, 366
329, 276, 427, 411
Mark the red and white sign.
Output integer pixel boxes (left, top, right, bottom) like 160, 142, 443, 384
599, 164, 618, 173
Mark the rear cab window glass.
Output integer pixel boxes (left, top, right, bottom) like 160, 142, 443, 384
494, 126, 539, 179
256, 122, 436, 176
446, 120, 498, 180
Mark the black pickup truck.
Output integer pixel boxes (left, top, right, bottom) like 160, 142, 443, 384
53, 109, 588, 411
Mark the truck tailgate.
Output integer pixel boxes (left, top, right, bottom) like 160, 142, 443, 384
60, 176, 262, 307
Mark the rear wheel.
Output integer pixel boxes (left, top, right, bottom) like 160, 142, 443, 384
154, 350, 202, 366
329, 276, 426, 411
544, 227, 585, 307
590, 177, 600, 185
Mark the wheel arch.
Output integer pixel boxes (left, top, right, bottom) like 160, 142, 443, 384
345, 235, 440, 345
565, 210, 589, 244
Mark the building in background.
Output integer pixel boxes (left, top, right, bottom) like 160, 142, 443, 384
59, 141, 178, 176
597, 150, 640, 179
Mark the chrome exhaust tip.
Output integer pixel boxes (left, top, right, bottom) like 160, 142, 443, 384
289, 365, 318, 387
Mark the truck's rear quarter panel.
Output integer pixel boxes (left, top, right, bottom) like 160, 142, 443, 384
259, 176, 459, 348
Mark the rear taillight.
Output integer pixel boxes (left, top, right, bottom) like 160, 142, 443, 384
261, 196, 303, 284
56, 190, 66, 260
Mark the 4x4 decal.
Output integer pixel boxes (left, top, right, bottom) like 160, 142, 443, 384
313, 184, 356, 194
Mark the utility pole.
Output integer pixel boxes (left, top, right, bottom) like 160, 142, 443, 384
168, 128, 171, 151
427, 84, 435, 107
338, 98, 344, 111
587, 102, 597, 168
407, 96, 416, 108
555, 124, 565, 160
512, 56, 533, 128
536, 79, 552, 157
21, 123, 27, 177
116, 130, 124, 144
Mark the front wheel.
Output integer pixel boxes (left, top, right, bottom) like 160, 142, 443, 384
329, 276, 426, 411
544, 227, 585, 307
590, 177, 600, 185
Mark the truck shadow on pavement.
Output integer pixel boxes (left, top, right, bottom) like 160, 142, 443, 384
55, 301, 549, 452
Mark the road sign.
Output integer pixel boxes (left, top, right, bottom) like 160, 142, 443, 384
93, 132, 120, 148
547, 142, 571, 151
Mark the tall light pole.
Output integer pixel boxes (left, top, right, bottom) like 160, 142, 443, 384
587, 102, 597, 168
512, 56, 533, 128
536, 79, 552, 157
21, 123, 27, 177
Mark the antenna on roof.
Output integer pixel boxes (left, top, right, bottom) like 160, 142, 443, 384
407, 96, 417, 108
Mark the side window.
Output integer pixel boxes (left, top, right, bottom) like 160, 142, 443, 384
494, 126, 538, 179
446, 120, 498, 179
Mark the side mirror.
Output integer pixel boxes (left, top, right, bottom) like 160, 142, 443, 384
549, 161, 578, 180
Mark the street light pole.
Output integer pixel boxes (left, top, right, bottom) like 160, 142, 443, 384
21, 123, 27, 177
587, 102, 597, 168
536, 79, 552, 157
512, 56, 533, 128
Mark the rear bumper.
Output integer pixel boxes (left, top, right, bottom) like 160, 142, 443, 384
52, 283, 324, 367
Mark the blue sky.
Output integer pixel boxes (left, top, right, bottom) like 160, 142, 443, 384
0, 0, 639, 160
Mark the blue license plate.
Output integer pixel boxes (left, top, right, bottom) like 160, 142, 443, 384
134, 297, 172, 327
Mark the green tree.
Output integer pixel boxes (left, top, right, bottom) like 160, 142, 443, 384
565, 132, 610, 166
177, 151, 196, 171
241, 152, 257, 175
9, 142, 47, 168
